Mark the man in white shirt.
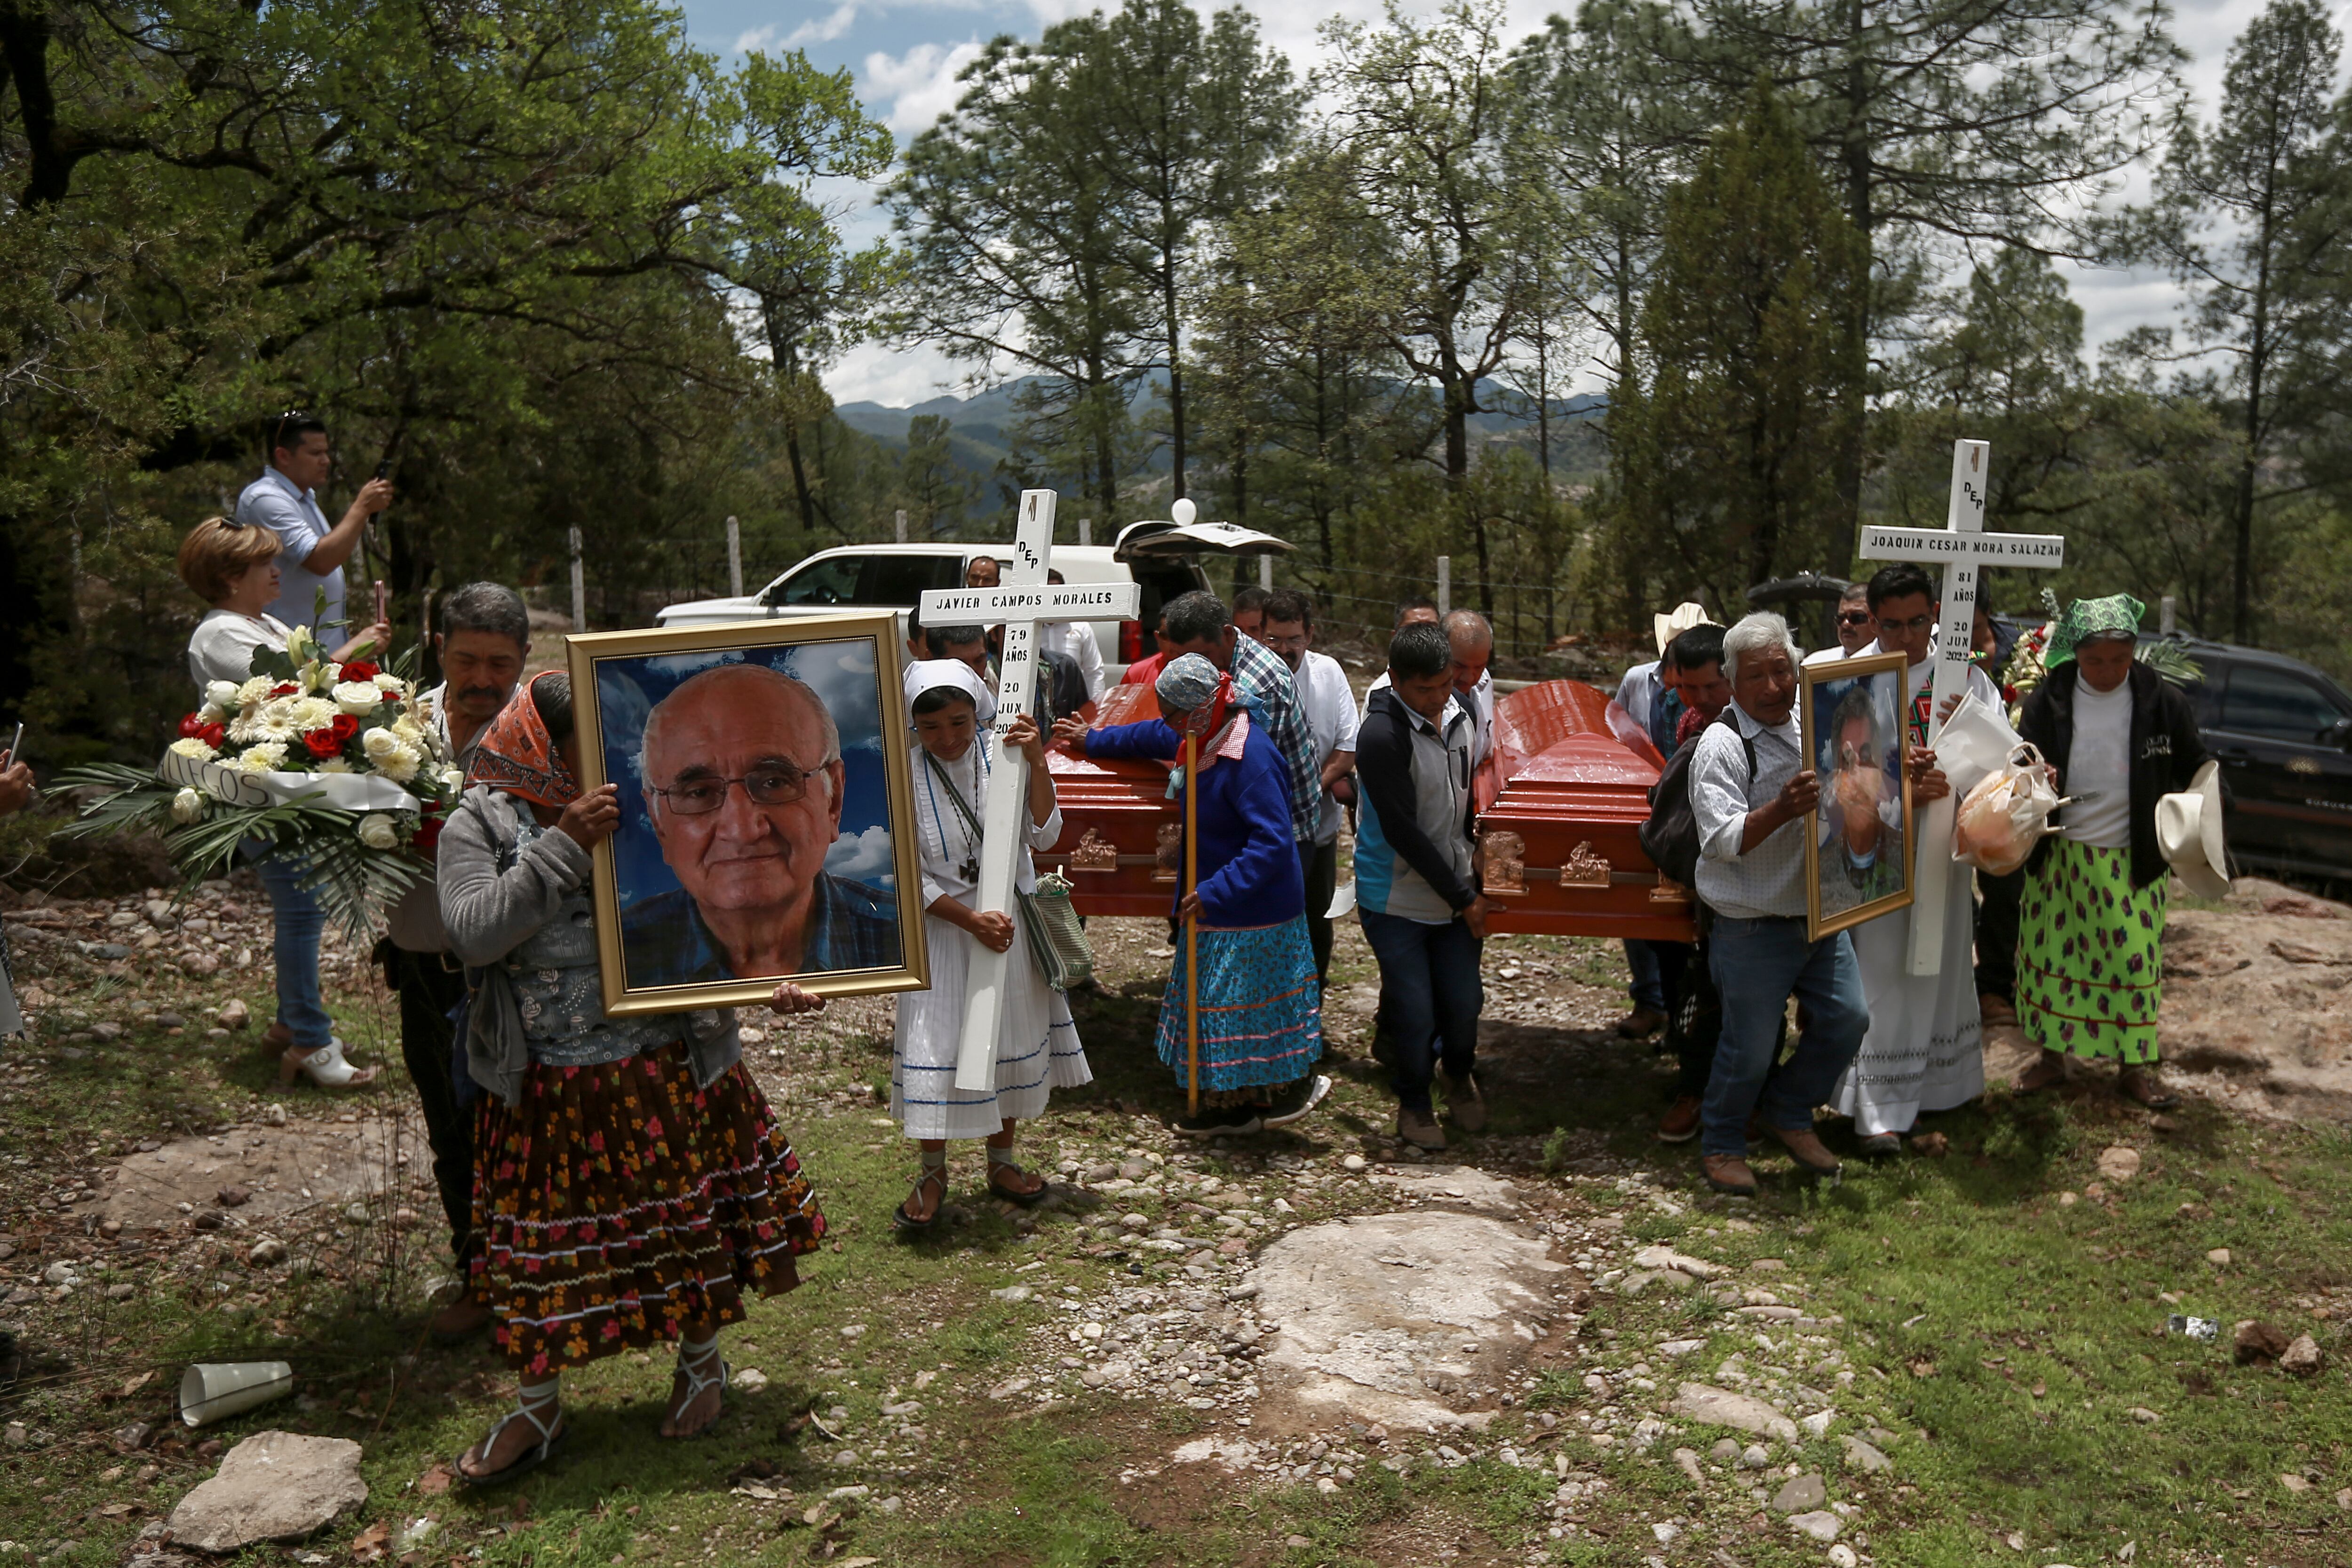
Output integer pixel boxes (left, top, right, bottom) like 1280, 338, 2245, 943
1041, 569, 1107, 702
1686, 613, 1870, 1197
1262, 590, 1359, 981
234, 410, 392, 634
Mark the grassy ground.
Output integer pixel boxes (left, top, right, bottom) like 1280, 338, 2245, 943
0, 892, 2347, 1568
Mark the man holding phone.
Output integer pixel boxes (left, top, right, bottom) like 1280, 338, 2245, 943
234, 410, 393, 634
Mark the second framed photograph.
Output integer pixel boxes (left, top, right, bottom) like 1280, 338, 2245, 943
1801, 649, 1915, 941
567, 613, 930, 1016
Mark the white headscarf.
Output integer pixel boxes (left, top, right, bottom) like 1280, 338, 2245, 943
903, 657, 996, 726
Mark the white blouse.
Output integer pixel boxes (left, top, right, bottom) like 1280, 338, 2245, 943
186, 609, 293, 694
911, 734, 1064, 909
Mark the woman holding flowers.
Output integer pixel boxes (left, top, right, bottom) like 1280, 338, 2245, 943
176, 515, 390, 1089
438, 673, 826, 1485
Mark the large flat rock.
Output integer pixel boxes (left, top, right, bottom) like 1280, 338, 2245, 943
1248, 1212, 1571, 1433
103, 1117, 415, 1233
166, 1430, 366, 1552
2152, 879, 2352, 1118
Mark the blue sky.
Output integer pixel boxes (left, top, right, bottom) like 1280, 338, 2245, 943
675, 0, 2349, 409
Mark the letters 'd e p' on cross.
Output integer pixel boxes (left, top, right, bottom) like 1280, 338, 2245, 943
916, 490, 1140, 1089
1858, 440, 2065, 976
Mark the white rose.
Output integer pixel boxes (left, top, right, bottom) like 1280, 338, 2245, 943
362, 727, 401, 762
167, 736, 218, 761
334, 680, 385, 715
439, 768, 465, 793
236, 742, 288, 773
196, 702, 226, 725
205, 680, 241, 708
170, 786, 209, 824
356, 813, 401, 850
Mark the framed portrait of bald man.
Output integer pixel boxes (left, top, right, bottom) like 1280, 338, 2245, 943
566, 614, 930, 1015
1800, 649, 1915, 941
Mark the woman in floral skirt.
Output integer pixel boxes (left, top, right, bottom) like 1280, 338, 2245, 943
2012, 595, 2213, 1108
438, 672, 825, 1484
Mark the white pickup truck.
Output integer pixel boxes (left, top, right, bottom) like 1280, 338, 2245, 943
654, 542, 1211, 676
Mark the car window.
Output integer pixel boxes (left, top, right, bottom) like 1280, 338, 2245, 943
2217, 664, 2345, 743
861, 554, 963, 607
1135, 563, 1204, 630
767, 554, 863, 607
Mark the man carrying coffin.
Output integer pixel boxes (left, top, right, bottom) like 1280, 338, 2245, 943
1828, 564, 1983, 1156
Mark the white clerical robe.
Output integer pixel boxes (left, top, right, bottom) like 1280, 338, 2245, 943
1832, 647, 1999, 1135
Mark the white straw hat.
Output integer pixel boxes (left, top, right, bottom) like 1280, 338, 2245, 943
2156, 759, 2229, 900
1653, 601, 1715, 655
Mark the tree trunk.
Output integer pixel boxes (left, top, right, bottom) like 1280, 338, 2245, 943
783, 416, 818, 535
2235, 188, 2277, 645
1828, 0, 1871, 577
1164, 264, 1187, 500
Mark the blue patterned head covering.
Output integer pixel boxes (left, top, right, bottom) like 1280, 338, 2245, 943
1155, 653, 1222, 712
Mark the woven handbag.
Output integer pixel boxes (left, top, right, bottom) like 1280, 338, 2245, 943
925, 751, 1095, 991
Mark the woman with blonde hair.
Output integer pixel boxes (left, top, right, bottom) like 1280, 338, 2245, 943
176, 515, 390, 1088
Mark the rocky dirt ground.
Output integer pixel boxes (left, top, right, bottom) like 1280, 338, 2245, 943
0, 855, 2348, 1568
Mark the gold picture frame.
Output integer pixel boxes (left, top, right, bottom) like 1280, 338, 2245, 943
1801, 649, 1915, 942
567, 614, 930, 1016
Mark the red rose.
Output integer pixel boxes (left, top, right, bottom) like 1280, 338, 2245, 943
178, 713, 207, 738
410, 818, 444, 852
329, 713, 360, 743
270, 682, 299, 697
301, 728, 341, 760
340, 660, 380, 682
199, 722, 226, 748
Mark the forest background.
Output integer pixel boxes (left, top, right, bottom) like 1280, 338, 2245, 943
5, 0, 2351, 762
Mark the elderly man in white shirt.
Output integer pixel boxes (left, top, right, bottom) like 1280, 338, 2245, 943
1261, 590, 1359, 981
234, 410, 392, 634
1686, 612, 1871, 1198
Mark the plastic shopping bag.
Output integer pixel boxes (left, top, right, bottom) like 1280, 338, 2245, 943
1931, 691, 2024, 799
1953, 742, 2062, 875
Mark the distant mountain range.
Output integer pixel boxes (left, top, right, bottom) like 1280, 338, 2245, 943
830, 376, 1607, 490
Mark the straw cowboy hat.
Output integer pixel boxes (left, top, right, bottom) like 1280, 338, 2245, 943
1653, 601, 1715, 656
2156, 759, 2230, 899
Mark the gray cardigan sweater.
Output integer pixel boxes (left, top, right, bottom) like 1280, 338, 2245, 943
437, 788, 740, 1106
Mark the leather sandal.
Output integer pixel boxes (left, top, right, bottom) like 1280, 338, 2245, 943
457, 1390, 565, 1488
985, 1146, 1049, 1208
893, 1151, 950, 1234
2117, 1066, 2179, 1110
661, 1342, 727, 1440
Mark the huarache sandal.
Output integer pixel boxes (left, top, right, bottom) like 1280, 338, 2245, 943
661, 1341, 728, 1440
985, 1146, 1050, 1208
893, 1149, 949, 1234
278, 1037, 378, 1089
456, 1386, 565, 1488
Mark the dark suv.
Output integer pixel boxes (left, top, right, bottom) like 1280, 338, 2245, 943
2144, 635, 2352, 884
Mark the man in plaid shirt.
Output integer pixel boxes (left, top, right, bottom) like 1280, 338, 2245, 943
1159, 589, 1323, 852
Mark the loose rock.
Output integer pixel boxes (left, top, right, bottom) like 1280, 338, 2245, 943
2095, 1146, 2142, 1182
1772, 1473, 1828, 1513
1670, 1382, 1799, 1444
2279, 1335, 2324, 1377
165, 1431, 367, 1552
2234, 1320, 2289, 1365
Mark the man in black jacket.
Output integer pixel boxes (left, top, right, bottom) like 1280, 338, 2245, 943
2012, 602, 2214, 1108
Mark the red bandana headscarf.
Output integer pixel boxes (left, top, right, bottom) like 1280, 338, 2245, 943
465, 671, 580, 808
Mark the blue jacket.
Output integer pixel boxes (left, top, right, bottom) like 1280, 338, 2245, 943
1088, 718, 1303, 927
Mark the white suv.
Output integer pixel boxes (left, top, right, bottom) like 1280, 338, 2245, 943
653, 544, 1209, 676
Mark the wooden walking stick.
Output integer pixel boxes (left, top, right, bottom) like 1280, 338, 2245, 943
1184, 729, 1200, 1119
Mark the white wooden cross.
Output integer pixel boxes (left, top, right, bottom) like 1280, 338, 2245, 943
916, 488, 1140, 1090
1858, 439, 2065, 975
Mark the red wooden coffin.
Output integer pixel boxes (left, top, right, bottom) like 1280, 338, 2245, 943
1040, 675, 1694, 941
1472, 681, 1697, 942
1040, 681, 1187, 916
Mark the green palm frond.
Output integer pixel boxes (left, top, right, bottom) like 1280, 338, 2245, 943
2134, 639, 2204, 689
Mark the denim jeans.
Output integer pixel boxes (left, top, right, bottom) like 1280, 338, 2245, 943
249, 842, 331, 1049
1623, 937, 1666, 1010
1701, 917, 1867, 1157
1360, 908, 1483, 1114
1302, 839, 1339, 983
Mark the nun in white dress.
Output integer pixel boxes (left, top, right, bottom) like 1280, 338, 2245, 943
890, 659, 1090, 1233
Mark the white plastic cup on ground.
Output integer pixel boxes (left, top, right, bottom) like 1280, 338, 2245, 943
178, 1361, 294, 1427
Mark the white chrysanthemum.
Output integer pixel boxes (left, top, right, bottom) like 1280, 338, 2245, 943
170, 786, 209, 824
333, 680, 384, 716
356, 813, 401, 850
373, 673, 405, 693
205, 679, 242, 708
248, 704, 298, 742
289, 696, 340, 732
376, 743, 421, 784
318, 757, 354, 774
167, 736, 217, 761
236, 676, 275, 708
236, 742, 288, 773
390, 714, 425, 745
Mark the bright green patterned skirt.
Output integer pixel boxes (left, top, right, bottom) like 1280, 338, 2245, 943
2016, 839, 2166, 1064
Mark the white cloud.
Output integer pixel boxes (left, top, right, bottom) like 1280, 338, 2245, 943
781, 637, 887, 752
825, 823, 898, 887
861, 39, 987, 134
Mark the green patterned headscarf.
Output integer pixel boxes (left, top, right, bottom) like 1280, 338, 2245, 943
2046, 593, 2145, 668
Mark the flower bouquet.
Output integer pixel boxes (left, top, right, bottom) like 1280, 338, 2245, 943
52, 625, 460, 936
